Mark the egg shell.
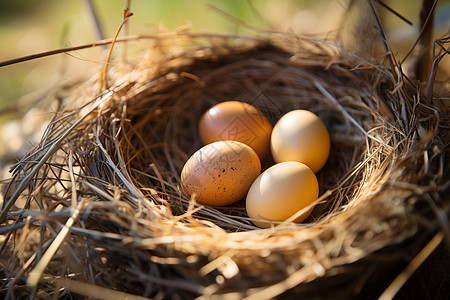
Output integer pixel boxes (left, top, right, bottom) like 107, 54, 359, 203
181, 140, 261, 206
199, 101, 272, 159
246, 161, 319, 228
271, 109, 330, 173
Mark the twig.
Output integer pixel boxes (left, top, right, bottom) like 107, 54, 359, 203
366, 0, 397, 78
378, 231, 444, 300
27, 199, 86, 287
101, 11, 133, 90
401, 0, 438, 65
243, 266, 313, 300
122, 0, 131, 62
416, 0, 436, 81
426, 47, 445, 105
53, 277, 150, 300
0, 32, 254, 68
375, 0, 413, 26
68, 150, 78, 211
0, 38, 117, 68
426, 37, 449, 104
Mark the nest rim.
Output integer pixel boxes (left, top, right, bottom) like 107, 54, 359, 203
1, 32, 449, 299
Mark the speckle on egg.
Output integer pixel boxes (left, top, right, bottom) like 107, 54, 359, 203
181, 141, 261, 206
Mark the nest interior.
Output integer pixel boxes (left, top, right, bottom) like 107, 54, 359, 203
1, 33, 449, 299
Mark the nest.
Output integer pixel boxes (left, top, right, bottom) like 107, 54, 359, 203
1, 31, 449, 299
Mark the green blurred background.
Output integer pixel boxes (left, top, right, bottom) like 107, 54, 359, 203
0, 0, 448, 111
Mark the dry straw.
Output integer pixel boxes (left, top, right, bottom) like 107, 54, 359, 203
1, 10, 449, 300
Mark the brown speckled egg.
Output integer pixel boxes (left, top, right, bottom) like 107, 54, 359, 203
199, 101, 272, 159
181, 141, 261, 206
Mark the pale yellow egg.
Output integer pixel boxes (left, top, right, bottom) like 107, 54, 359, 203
246, 161, 319, 228
181, 141, 261, 206
271, 110, 330, 173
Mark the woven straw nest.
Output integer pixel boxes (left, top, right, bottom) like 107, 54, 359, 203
1, 30, 449, 299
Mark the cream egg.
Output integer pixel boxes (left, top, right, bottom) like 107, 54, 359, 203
246, 161, 319, 228
271, 110, 330, 173
181, 140, 261, 206
199, 101, 272, 159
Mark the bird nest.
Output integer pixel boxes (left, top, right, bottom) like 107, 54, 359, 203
1, 32, 449, 299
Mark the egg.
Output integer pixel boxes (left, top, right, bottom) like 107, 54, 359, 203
271, 110, 330, 173
246, 161, 319, 228
181, 140, 261, 206
199, 101, 272, 159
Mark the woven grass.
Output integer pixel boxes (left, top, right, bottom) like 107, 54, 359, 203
0, 30, 449, 299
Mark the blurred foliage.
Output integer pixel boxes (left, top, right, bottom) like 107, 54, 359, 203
0, 0, 52, 21
0, 0, 448, 111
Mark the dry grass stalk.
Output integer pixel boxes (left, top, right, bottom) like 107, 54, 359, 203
0, 30, 449, 299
